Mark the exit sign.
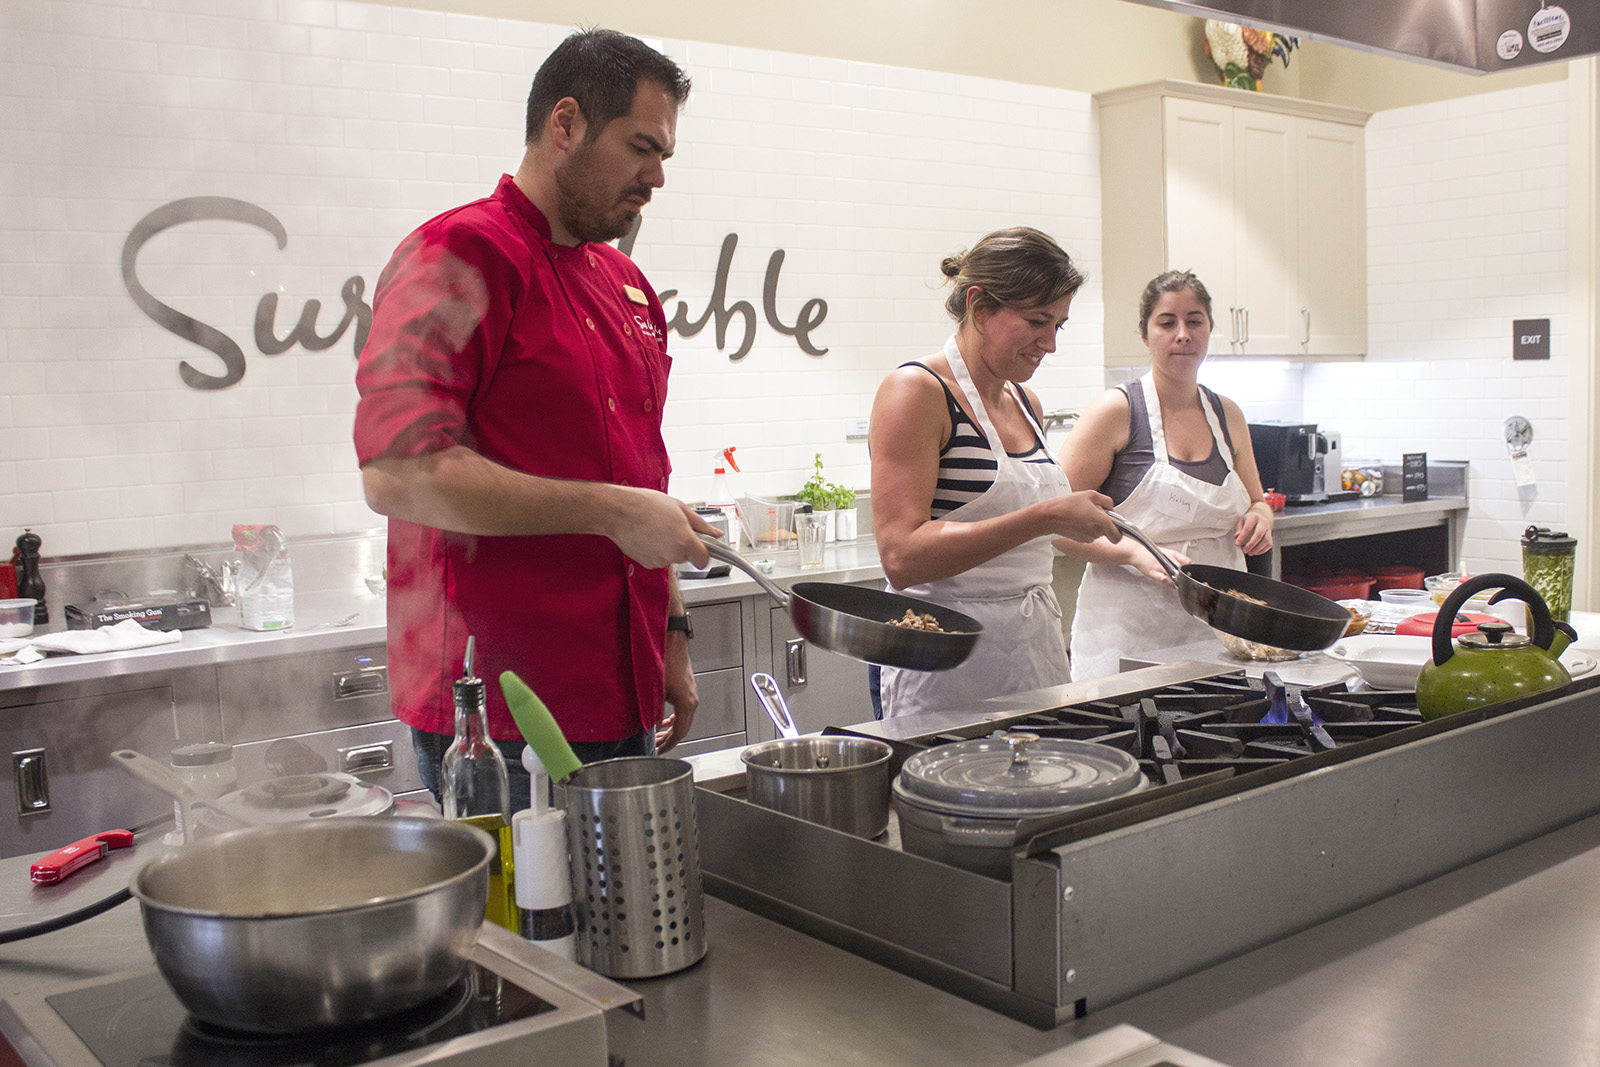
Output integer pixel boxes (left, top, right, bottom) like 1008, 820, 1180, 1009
1514, 318, 1550, 360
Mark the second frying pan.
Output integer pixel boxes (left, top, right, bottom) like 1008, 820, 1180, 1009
1110, 514, 1350, 652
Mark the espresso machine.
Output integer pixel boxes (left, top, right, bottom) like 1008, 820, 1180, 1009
1249, 423, 1342, 505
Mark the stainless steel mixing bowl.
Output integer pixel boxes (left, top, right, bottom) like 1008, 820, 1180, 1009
130, 816, 492, 1033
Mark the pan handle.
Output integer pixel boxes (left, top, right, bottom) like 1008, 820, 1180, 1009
1107, 513, 1183, 583
702, 535, 791, 608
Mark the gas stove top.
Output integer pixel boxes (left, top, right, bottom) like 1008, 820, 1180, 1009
697, 662, 1600, 1027
883, 671, 1425, 787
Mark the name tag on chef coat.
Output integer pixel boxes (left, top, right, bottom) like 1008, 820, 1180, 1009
1148, 484, 1199, 524
623, 284, 649, 305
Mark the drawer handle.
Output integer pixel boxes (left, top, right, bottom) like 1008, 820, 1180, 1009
785, 639, 808, 689
340, 741, 394, 776
332, 666, 388, 700
13, 749, 49, 816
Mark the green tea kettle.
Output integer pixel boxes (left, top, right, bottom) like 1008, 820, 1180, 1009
1416, 574, 1571, 720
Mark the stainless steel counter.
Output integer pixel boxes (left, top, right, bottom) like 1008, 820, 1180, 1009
6, 810, 1600, 1066
0, 545, 887, 692
1270, 493, 1468, 546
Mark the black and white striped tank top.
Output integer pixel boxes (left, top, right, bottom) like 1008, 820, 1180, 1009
904, 363, 1055, 519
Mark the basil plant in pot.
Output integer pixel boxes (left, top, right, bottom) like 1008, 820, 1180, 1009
830, 482, 857, 541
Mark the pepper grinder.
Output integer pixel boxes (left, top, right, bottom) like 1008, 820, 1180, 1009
14, 530, 47, 625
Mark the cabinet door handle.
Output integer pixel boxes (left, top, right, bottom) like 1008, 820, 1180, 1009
332, 666, 388, 700
1241, 306, 1250, 345
1302, 307, 1311, 345
785, 639, 808, 689
13, 749, 49, 816
339, 741, 394, 776
1229, 306, 1239, 345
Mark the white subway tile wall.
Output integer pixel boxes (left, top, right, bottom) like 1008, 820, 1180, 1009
1, 0, 1106, 556
1309, 80, 1569, 575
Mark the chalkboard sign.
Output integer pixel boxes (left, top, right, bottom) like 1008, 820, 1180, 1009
1403, 453, 1429, 501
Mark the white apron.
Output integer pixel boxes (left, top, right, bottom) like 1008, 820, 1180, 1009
880, 336, 1072, 718
1069, 374, 1251, 682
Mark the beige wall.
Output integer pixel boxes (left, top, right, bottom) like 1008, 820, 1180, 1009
375, 0, 1565, 109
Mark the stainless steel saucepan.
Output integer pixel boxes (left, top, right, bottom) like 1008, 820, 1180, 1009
1109, 513, 1350, 651
703, 536, 980, 671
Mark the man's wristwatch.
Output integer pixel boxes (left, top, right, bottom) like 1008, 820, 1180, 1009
667, 613, 693, 639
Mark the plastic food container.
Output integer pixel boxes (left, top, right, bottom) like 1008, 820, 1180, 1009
1341, 465, 1385, 496
737, 496, 796, 549
1378, 588, 1432, 610
0, 599, 37, 638
1423, 572, 1492, 611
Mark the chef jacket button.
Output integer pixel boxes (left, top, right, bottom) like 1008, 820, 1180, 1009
644, 398, 653, 412
623, 324, 632, 336
588, 255, 597, 267
585, 317, 596, 330
659, 477, 666, 489
607, 397, 616, 411
627, 563, 635, 577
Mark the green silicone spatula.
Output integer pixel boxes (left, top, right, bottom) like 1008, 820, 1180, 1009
500, 671, 583, 784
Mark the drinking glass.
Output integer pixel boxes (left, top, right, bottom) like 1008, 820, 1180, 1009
796, 512, 826, 567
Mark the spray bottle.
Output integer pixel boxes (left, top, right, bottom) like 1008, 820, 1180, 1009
709, 446, 741, 550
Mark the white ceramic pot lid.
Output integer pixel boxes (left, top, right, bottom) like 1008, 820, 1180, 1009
897, 732, 1145, 818
212, 772, 394, 824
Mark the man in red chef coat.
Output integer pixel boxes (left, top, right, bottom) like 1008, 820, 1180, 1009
353, 28, 715, 805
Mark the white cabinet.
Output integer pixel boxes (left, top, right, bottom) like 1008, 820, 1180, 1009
1097, 81, 1369, 363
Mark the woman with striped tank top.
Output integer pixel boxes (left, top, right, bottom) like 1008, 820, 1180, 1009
868, 228, 1120, 719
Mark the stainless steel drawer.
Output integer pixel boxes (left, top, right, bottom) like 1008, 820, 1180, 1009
690, 601, 743, 671
218, 644, 390, 743
229, 719, 422, 796
682, 666, 745, 742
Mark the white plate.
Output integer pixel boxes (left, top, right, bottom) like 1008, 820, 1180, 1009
1324, 634, 1599, 690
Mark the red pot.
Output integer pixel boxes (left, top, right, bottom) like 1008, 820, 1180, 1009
1287, 570, 1373, 601
1371, 566, 1425, 592
1395, 611, 1501, 638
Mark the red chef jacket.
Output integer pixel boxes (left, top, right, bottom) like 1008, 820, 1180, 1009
354, 175, 674, 743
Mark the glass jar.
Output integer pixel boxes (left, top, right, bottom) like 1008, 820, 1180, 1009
1522, 526, 1577, 624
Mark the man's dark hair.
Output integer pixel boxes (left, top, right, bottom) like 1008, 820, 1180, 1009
525, 28, 691, 146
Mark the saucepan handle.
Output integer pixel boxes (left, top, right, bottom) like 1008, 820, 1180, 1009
702, 535, 791, 607
1107, 512, 1183, 583
749, 672, 799, 739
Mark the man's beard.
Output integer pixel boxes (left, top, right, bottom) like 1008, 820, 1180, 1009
553, 142, 651, 244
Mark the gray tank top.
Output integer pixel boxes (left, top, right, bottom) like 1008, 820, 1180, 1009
1099, 383, 1236, 505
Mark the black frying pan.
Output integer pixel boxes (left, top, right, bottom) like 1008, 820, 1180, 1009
702, 536, 981, 671
1110, 513, 1351, 651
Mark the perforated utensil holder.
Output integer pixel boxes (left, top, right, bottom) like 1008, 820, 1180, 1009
561, 756, 706, 978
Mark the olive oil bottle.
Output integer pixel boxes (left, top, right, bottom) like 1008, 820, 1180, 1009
442, 637, 517, 931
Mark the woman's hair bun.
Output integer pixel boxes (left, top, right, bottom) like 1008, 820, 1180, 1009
939, 253, 964, 279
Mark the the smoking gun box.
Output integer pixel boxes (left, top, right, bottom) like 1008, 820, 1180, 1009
65, 597, 212, 631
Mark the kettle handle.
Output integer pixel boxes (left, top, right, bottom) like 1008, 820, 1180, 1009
1432, 574, 1556, 667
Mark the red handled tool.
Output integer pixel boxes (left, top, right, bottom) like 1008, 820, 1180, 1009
30, 830, 135, 886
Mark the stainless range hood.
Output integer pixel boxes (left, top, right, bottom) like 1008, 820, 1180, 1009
1122, 0, 1596, 74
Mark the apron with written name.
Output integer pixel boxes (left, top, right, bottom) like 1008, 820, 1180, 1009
880, 336, 1073, 719
1069, 373, 1251, 682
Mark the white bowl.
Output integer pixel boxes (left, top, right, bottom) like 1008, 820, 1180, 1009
1326, 633, 1600, 689
1323, 634, 1432, 689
